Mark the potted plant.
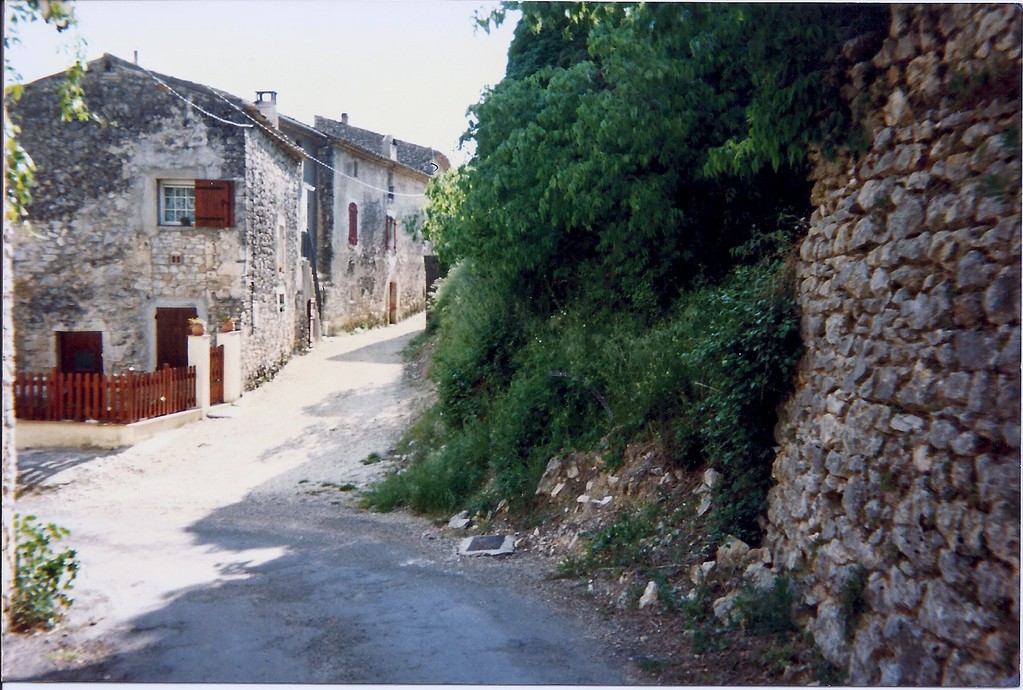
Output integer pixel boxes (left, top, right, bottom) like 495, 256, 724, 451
187, 317, 206, 336
220, 315, 235, 332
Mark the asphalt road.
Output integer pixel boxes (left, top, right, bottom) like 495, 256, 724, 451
3, 314, 633, 684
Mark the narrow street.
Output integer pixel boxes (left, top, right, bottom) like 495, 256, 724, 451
3, 314, 635, 684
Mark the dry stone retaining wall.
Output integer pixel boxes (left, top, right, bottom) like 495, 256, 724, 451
766, 4, 1021, 685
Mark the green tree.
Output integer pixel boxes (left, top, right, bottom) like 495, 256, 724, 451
367, 3, 888, 541
3, 0, 92, 633
4, 0, 95, 222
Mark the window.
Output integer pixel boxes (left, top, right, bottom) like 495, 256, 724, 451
385, 216, 397, 252
348, 202, 358, 245
160, 181, 194, 225
159, 179, 234, 227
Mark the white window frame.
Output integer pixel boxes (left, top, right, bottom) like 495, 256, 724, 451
159, 180, 196, 226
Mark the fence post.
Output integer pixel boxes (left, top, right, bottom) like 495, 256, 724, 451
218, 330, 242, 403
188, 333, 211, 416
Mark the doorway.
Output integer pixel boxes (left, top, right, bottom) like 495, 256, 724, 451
387, 282, 398, 325
155, 307, 197, 368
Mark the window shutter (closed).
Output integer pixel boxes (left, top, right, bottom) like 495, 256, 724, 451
195, 180, 234, 227
349, 203, 358, 245
385, 216, 395, 252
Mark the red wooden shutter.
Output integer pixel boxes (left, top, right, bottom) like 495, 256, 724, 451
348, 203, 358, 245
195, 180, 234, 227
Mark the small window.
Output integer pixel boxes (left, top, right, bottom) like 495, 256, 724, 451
159, 181, 195, 225
348, 202, 358, 246
159, 179, 234, 227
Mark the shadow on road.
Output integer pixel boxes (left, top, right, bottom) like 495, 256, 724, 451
17, 448, 120, 491
326, 329, 418, 365
17, 478, 629, 684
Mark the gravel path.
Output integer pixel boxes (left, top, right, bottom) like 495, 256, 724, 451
3, 314, 642, 684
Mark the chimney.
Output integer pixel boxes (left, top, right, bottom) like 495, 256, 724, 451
255, 91, 279, 128
341, 113, 349, 125
382, 134, 397, 161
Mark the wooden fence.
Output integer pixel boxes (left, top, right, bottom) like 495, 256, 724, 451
14, 365, 197, 424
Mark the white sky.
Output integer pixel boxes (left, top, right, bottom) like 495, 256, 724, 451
4, 0, 519, 165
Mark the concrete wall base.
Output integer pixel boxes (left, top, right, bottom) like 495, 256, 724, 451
15, 408, 205, 450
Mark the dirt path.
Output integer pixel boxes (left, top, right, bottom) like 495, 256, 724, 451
2, 314, 641, 684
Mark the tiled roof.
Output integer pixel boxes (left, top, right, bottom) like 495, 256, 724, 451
313, 116, 449, 176
90, 54, 304, 160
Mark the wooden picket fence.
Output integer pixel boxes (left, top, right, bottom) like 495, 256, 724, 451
14, 365, 197, 424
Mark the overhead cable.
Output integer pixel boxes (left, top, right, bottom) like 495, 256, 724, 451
141, 65, 428, 199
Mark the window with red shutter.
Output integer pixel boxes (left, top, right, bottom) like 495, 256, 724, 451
348, 203, 358, 245
195, 180, 234, 227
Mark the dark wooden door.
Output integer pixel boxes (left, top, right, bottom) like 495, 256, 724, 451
388, 282, 397, 324
209, 345, 225, 404
156, 307, 196, 368
57, 331, 103, 374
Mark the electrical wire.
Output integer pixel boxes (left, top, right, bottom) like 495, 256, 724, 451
140, 65, 253, 129
141, 64, 428, 199
217, 91, 428, 199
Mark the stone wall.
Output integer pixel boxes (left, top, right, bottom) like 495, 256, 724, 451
319, 146, 428, 334
239, 127, 303, 386
2, 198, 16, 632
766, 5, 1020, 685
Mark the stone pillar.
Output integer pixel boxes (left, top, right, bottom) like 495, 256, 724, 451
2, 206, 17, 633
219, 330, 242, 403
187, 334, 211, 416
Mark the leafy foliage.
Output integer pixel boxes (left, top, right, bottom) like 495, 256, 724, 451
558, 502, 661, 576
840, 565, 869, 637
733, 576, 798, 636
4, 0, 98, 223
11, 514, 79, 632
368, 3, 887, 539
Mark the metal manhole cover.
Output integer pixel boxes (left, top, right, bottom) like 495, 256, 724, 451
458, 534, 515, 557
468, 536, 507, 551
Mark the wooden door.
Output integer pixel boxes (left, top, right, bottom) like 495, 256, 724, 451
209, 344, 225, 404
388, 282, 398, 324
156, 307, 196, 369
57, 331, 103, 374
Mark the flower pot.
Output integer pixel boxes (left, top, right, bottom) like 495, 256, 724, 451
220, 317, 235, 333
189, 323, 205, 336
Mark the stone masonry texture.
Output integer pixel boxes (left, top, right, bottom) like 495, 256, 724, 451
312, 116, 432, 334
765, 5, 1021, 685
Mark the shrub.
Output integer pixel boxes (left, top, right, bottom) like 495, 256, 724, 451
733, 576, 798, 636
11, 514, 79, 632
558, 502, 661, 576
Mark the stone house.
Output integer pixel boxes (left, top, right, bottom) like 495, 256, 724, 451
280, 113, 449, 334
11, 55, 315, 388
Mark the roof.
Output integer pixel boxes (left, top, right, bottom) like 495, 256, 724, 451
313, 115, 450, 177
83, 54, 306, 161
